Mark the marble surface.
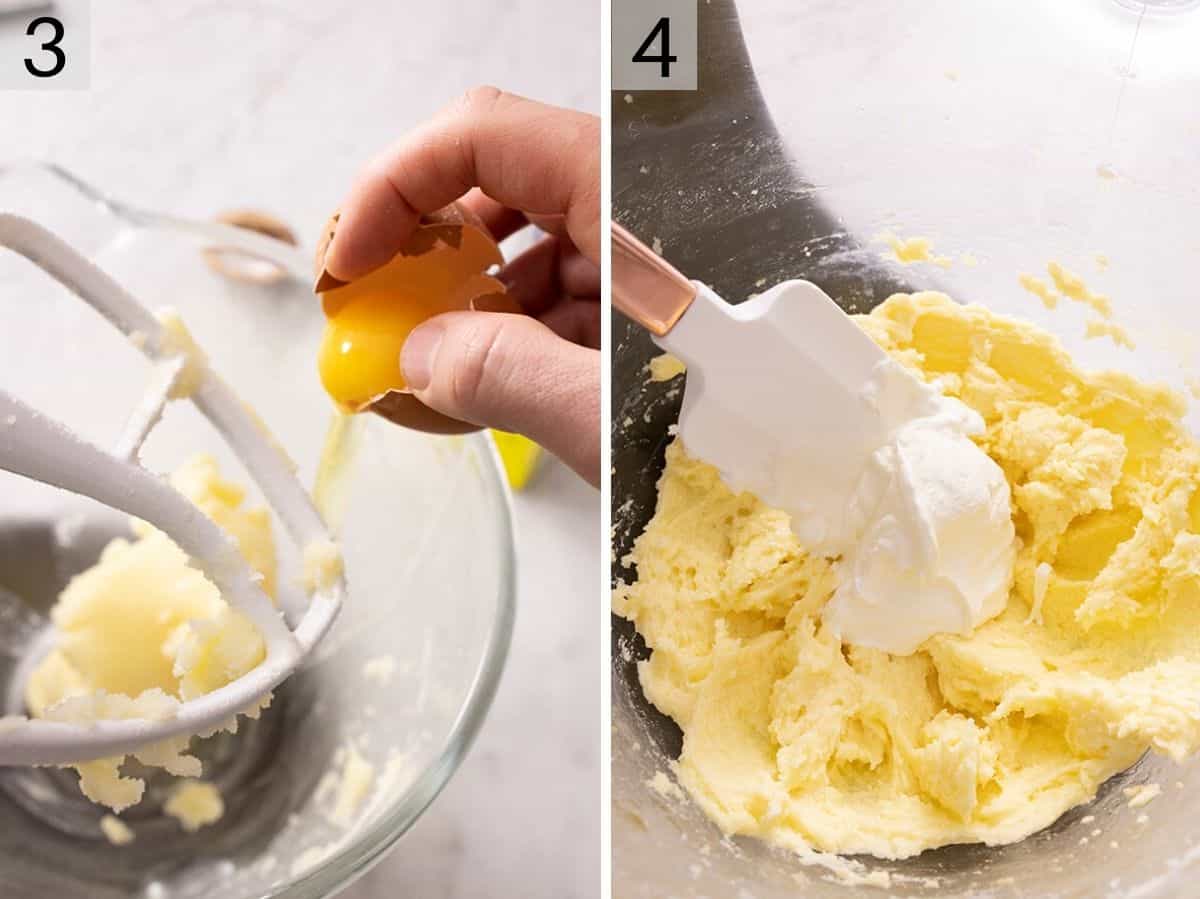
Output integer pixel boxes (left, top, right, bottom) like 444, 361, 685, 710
0, 1, 599, 896
349, 462, 600, 899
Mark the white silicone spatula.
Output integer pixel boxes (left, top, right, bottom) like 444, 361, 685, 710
612, 222, 907, 549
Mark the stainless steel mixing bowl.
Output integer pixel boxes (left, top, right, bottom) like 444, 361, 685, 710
612, 1, 1200, 895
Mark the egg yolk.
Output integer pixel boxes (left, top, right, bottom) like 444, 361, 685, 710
317, 224, 505, 410
491, 430, 542, 490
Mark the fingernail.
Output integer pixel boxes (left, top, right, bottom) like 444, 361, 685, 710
401, 322, 444, 391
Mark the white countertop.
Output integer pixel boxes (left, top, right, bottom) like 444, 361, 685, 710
349, 461, 599, 899
0, 2, 599, 896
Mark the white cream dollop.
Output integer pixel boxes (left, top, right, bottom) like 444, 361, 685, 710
819, 361, 1017, 654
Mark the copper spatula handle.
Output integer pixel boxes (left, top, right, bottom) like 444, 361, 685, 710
611, 223, 698, 336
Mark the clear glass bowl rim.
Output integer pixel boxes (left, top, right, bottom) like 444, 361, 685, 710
0, 160, 519, 899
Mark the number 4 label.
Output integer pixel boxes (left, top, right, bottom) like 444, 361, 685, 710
613, 0, 697, 92
632, 18, 678, 79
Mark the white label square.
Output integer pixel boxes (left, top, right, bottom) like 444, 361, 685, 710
612, 0, 697, 92
0, 0, 90, 90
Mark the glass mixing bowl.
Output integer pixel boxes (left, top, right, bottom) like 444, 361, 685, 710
612, 0, 1200, 895
0, 163, 515, 898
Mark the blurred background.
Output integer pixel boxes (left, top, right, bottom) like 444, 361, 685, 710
1, 1, 599, 897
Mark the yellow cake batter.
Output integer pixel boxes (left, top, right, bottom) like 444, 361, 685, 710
25, 455, 275, 812
164, 779, 225, 832
615, 291, 1200, 859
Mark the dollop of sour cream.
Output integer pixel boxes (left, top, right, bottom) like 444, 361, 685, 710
817, 360, 1017, 654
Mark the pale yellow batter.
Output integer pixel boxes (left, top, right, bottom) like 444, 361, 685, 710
164, 780, 225, 832
26, 455, 275, 812
615, 292, 1200, 859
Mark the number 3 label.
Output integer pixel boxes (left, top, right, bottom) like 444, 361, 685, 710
25, 16, 67, 79
0, 0, 89, 90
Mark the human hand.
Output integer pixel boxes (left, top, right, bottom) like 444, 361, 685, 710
323, 87, 600, 486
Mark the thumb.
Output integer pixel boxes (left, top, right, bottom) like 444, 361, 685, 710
401, 312, 599, 486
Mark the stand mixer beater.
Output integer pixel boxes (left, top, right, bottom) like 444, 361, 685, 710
0, 212, 345, 768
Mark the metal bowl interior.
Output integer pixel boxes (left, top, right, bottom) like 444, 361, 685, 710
612, 1, 1200, 896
